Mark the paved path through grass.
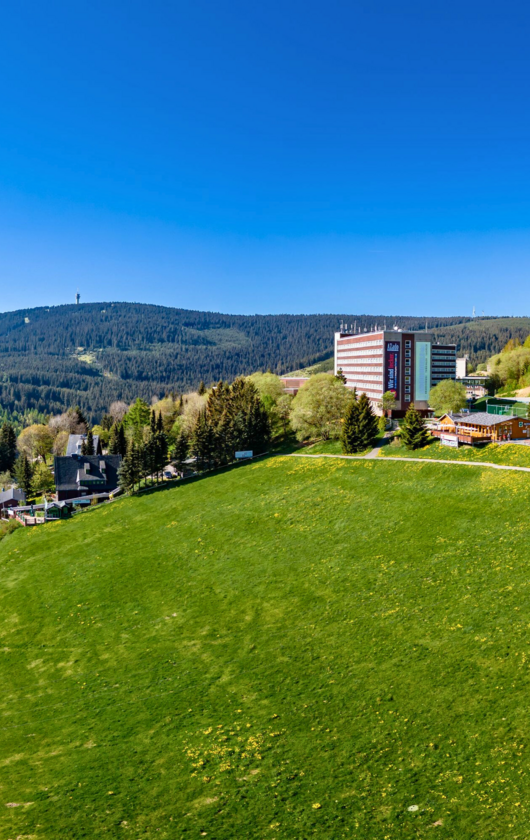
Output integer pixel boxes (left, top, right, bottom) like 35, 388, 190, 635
289, 450, 530, 472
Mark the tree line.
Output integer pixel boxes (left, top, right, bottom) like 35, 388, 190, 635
0, 302, 471, 419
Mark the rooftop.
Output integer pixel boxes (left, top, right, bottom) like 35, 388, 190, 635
66, 434, 101, 457
443, 412, 519, 427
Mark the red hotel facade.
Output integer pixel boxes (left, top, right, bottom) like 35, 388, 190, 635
334, 328, 456, 416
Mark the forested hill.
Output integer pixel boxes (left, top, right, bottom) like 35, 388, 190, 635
0, 302, 518, 419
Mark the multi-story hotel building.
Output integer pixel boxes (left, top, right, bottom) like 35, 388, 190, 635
334, 328, 457, 415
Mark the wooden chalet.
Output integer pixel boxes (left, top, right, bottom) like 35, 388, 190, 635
433, 412, 530, 445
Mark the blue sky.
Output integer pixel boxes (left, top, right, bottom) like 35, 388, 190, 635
1, 0, 530, 316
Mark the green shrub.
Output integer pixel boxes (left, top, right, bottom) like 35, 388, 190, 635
0, 518, 21, 541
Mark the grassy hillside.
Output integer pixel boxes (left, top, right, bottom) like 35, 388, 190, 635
0, 304, 470, 419
379, 439, 530, 466
285, 357, 334, 377
2, 457, 530, 838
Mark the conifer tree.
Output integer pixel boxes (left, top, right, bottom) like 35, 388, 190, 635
400, 405, 430, 450
173, 430, 189, 469
117, 423, 127, 457
101, 414, 114, 431
118, 446, 134, 493
155, 428, 168, 478
141, 437, 155, 484
341, 395, 363, 454
125, 398, 151, 443
356, 393, 379, 450
108, 422, 119, 454
198, 381, 206, 396
0, 422, 17, 474
82, 426, 94, 456
119, 441, 143, 493
191, 412, 217, 470
70, 406, 88, 433
15, 453, 34, 497
109, 422, 127, 457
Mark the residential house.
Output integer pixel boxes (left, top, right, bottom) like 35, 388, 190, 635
0, 488, 26, 511
66, 434, 102, 457
54, 454, 121, 502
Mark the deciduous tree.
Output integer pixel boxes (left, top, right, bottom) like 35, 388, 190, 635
32, 462, 55, 496
290, 374, 349, 441
17, 424, 54, 462
429, 380, 467, 416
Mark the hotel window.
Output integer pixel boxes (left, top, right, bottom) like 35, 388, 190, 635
404, 394, 411, 401
405, 376, 411, 384
405, 349, 411, 357
405, 385, 411, 393
405, 366, 411, 375
405, 340, 411, 347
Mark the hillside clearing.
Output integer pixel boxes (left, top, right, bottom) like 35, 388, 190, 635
2, 457, 530, 839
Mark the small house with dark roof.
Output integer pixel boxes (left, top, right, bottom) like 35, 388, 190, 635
54, 454, 121, 501
433, 412, 530, 445
44, 500, 71, 520
66, 434, 102, 457
0, 488, 26, 510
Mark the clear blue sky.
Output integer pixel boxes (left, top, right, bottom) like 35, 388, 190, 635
1, 0, 530, 316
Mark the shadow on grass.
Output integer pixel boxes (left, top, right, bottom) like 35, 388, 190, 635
133, 451, 277, 498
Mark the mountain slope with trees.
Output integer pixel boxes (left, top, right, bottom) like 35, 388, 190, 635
0, 303, 472, 419
1, 303, 528, 419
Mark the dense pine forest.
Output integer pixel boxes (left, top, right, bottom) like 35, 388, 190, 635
0, 302, 526, 419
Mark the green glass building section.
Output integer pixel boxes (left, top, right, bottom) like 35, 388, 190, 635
415, 341, 431, 401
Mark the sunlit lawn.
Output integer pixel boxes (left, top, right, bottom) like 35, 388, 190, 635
380, 438, 530, 467
2, 456, 530, 838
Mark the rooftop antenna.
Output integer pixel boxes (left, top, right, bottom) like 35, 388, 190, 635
482, 310, 485, 317
472, 306, 476, 318
354, 320, 357, 334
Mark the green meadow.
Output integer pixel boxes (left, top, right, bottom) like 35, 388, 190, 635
2, 457, 530, 839
379, 439, 530, 467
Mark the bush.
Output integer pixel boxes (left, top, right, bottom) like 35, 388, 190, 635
0, 519, 21, 542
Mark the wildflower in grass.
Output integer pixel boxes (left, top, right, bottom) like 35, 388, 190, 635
312, 803, 322, 809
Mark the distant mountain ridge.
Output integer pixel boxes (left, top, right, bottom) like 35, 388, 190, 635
0, 302, 524, 419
